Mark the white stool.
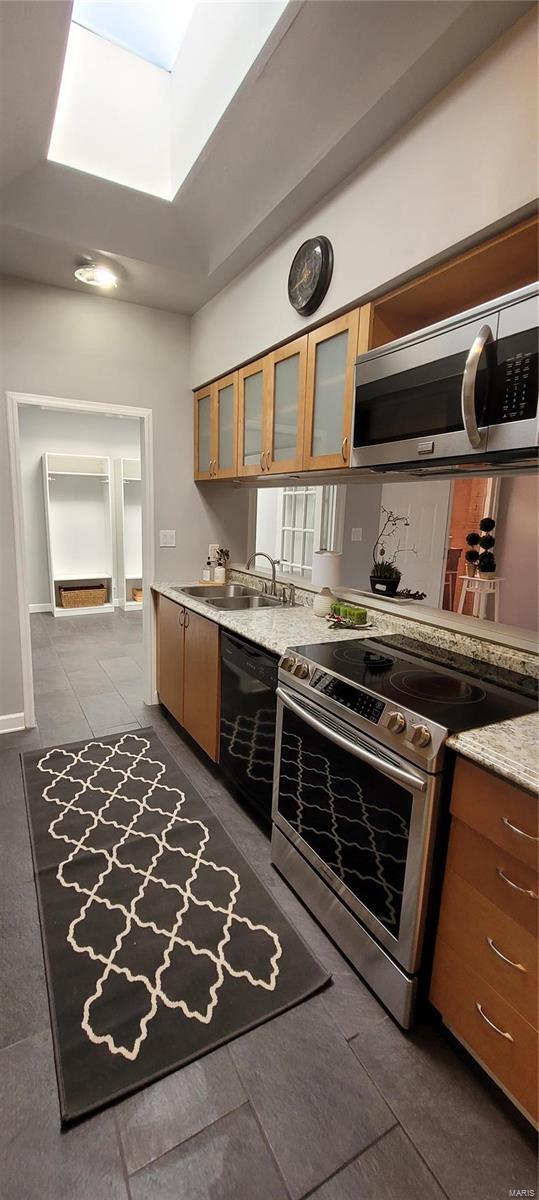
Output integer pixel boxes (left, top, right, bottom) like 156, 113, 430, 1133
457, 575, 503, 621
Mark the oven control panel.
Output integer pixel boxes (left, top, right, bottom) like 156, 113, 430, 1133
280, 656, 385, 724
310, 670, 385, 723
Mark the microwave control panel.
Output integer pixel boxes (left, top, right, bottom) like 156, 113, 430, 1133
492, 329, 538, 424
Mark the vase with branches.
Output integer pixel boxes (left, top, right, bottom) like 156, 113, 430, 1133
370, 508, 417, 596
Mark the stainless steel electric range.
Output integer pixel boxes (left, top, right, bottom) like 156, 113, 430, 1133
270, 634, 537, 1028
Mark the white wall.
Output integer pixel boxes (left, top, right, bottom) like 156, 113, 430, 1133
0, 276, 250, 721
19, 406, 141, 606
496, 475, 539, 631
190, 12, 538, 385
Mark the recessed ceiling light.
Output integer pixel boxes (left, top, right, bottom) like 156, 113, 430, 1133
74, 262, 118, 288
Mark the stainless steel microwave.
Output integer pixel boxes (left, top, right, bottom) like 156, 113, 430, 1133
352, 284, 538, 472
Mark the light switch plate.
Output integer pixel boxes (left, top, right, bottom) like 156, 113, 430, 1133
208, 543, 219, 560
351, 527, 363, 542
160, 529, 176, 547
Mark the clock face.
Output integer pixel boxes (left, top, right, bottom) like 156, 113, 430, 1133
288, 236, 333, 316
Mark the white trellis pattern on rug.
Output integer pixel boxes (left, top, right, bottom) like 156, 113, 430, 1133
37, 733, 282, 1061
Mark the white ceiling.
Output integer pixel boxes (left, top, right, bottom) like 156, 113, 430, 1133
0, 0, 533, 315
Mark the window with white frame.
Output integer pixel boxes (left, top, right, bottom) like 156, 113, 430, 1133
254, 484, 345, 579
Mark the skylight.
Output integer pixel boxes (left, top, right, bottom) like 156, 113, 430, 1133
72, 0, 195, 71
49, 1, 290, 201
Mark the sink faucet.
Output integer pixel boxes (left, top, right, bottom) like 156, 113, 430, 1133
246, 552, 280, 596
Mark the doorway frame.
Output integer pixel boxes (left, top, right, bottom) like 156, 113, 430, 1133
6, 391, 156, 729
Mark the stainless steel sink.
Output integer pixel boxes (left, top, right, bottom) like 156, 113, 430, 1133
205, 594, 282, 610
177, 584, 260, 599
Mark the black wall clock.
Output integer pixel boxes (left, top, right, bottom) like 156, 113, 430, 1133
288, 236, 333, 317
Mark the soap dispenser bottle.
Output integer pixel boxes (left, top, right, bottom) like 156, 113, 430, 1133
202, 557, 212, 582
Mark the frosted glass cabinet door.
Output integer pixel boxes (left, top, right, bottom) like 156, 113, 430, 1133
215, 373, 238, 478
267, 335, 307, 473
238, 358, 267, 477
303, 309, 360, 470
194, 390, 213, 479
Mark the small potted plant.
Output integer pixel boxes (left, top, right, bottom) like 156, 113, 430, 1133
478, 550, 496, 578
478, 518, 496, 578
370, 508, 416, 596
370, 549, 402, 596
464, 549, 479, 576
213, 547, 230, 583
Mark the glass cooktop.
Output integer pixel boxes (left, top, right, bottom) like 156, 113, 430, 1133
289, 635, 537, 733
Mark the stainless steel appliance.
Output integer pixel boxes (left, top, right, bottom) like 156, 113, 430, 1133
220, 631, 278, 822
352, 283, 538, 473
271, 635, 537, 1027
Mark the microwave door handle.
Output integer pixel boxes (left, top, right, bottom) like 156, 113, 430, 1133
276, 688, 426, 793
461, 324, 493, 448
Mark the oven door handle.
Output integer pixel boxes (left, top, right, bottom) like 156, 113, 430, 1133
461, 323, 492, 449
276, 688, 427, 792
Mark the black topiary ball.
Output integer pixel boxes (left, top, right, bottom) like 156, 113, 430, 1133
466, 531, 480, 546
479, 517, 496, 532
478, 551, 496, 573
479, 534, 495, 549
465, 549, 480, 563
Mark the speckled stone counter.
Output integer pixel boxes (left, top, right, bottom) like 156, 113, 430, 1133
153, 582, 538, 791
448, 712, 539, 794
152, 583, 380, 655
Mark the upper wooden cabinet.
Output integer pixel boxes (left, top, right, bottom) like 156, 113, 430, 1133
266, 336, 307, 474
302, 309, 360, 471
194, 385, 213, 480
194, 372, 238, 480
237, 357, 268, 477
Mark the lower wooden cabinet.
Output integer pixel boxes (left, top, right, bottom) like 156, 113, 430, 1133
155, 594, 220, 762
430, 757, 538, 1126
182, 608, 220, 761
156, 593, 185, 725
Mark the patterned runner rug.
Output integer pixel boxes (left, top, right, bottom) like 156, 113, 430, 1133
22, 728, 329, 1124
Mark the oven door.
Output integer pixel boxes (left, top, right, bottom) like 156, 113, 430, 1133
273, 686, 440, 974
352, 312, 499, 469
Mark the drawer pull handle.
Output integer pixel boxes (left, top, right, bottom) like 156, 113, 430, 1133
475, 1002, 514, 1041
486, 937, 526, 973
496, 867, 538, 900
501, 816, 538, 842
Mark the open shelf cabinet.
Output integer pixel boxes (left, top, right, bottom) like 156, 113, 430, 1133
43, 452, 115, 616
115, 458, 143, 610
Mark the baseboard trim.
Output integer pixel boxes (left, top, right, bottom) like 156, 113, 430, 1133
0, 711, 25, 734
29, 603, 52, 613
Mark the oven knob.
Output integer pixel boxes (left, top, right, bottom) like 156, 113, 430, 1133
292, 661, 310, 680
387, 711, 406, 734
411, 723, 432, 748
281, 655, 296, 673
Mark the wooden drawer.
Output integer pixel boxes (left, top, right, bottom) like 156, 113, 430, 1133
436, 868, 538, 1028
447, 819, 538, 937
451, 758, 538, 870
431, 938, 538, 1124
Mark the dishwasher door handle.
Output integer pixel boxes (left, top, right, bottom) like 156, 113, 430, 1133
276, 687, 426, 793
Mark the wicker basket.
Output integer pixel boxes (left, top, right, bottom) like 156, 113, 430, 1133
131, 587, 143, 603
59, 584, 107, 608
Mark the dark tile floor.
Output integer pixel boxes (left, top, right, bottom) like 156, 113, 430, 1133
0, 612, 536, 1199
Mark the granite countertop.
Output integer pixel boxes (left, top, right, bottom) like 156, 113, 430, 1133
152, 583, 380, 655
153, 582, 538, 793
448, 712, 539, 794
